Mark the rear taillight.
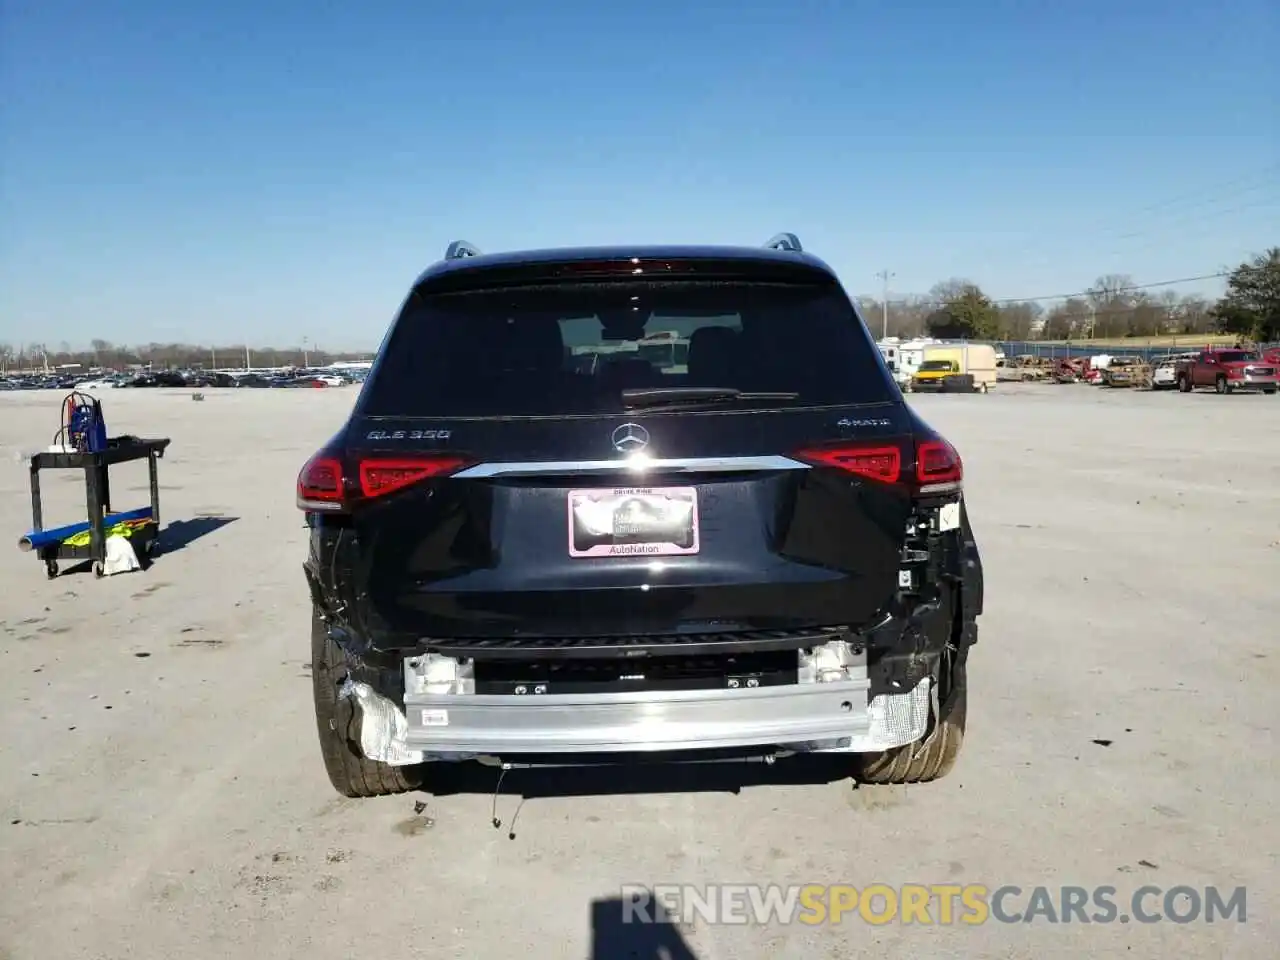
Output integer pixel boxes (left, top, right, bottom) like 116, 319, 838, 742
296, 452, 469, 512
794, 444, 903, 483
794, 436, 963, 495
914, 439, 963, 493
357, 457, 469, 498
297, 455, 344, 511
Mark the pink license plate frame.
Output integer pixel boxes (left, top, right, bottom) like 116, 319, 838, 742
566, 486, 700, 558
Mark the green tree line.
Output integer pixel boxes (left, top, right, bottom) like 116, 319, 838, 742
859, 248, 1279, 342
3, 249, 1277, 373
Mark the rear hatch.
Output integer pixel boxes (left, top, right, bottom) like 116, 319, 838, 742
314, 258, 925, 642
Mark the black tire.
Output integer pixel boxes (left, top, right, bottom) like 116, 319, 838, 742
311, 609, 424, 798
1177, 374, 1191, 393
1215, 375, 1229, 395
1263, 387, 1277, 395
854, 665, 967, 785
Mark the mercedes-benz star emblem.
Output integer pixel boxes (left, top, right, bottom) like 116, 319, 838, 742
611, 423, 650, 453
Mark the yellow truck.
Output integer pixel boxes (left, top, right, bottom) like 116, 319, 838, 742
908, 344, 997, 394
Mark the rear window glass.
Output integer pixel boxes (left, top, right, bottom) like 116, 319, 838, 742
361, 279, 894, 417
1214, 351, 1258, 363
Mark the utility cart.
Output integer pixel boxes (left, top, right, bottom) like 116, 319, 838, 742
20, 437, 171, 579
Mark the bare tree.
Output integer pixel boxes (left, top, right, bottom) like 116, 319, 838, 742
1173, 296, 1214, 335
994, 301, 1042, 340
1042, 298, 1091, 340
928, 278, 977, 306
1085, 274, 1139, 338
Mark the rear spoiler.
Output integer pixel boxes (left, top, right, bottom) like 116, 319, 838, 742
417, 257, 833, 295
441, 233, 807, 260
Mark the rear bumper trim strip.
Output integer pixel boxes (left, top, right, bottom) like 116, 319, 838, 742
452, 455, 811, 479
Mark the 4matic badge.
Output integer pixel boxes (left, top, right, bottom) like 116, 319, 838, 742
836, 418, 892, 429
366, 429, 452, 441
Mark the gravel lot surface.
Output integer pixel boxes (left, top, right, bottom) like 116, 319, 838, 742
1, 384, 1276, 959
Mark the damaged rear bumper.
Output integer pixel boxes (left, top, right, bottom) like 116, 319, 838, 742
320, 498, 983, 769
339, 640, 935, 765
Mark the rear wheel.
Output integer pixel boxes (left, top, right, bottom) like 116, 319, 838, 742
1177, 374, 1191, 392
311, 608, 424, 798
1215, 375, 1229, 395
854, 663, 967, 785
1264, 387, 1277, 395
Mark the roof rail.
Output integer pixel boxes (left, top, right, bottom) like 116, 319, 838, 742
444, 240, 482, 260
763, 232, 803, 253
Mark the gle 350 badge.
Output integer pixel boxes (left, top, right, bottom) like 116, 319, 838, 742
366, 429, 453, 441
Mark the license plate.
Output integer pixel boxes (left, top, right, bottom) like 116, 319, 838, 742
567, 486, 699, 558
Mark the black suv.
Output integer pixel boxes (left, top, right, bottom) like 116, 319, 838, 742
298, 234, 983, 798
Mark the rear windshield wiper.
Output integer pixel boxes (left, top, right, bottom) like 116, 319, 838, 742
620, 387, 801, 409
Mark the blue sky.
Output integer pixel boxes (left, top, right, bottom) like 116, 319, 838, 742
1, 0, 1276, 351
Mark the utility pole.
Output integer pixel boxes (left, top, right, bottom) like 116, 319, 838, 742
244, 344, 251, 371
211, 346, 217, 371
302, 336, 310, 368
875, 270, 895, 341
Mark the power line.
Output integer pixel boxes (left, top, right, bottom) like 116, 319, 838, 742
869, 270, 1231, 309
1103, 196, 1280, 243
1112, 161, 1280, 221
928, 161, 1280, 267
988, 271, 1230, 306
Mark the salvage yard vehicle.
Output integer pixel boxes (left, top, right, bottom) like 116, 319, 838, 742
1051, 357, 1089, 383
995, 358, 1016, 382
1006, 355, 1054, 382
908, 343, 996, 394
297, 233, 984, 797
1175, 348, 1278, 395
1151, 354, 1197, 390
1153, 353, 1200, 390
1098, 356, 1152, 388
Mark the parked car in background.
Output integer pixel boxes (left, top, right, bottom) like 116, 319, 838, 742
189, 372, 238, 388
124, 371, 189, 387
1098, 357, 1151, 388
908, 345, 996, 394
1055, 357, 1090, 383
1175, 349, 1278, 395
1151, 353, 1198, 390
1151, 357, 1179, 390
997, 355, 1053, 383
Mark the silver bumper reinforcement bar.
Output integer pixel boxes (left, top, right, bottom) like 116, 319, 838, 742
339, 639, 933, 765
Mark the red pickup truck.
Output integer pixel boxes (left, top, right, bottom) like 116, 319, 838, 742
1176, 349, 1278, 395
